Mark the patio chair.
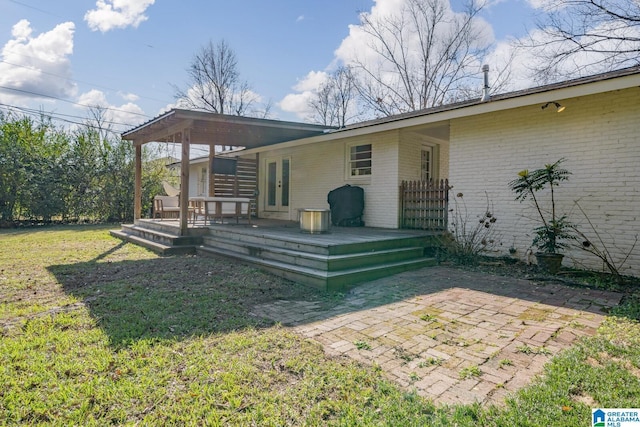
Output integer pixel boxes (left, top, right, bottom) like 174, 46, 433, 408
153, 195, 180, 219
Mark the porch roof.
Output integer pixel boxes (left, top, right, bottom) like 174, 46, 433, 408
121, 108, 333, 147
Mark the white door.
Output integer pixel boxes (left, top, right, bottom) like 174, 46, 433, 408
264, 157, 290, 212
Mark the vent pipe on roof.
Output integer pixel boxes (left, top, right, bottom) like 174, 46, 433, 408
481, 64, 490, 102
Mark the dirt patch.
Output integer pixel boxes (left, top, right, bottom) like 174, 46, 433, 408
573, 392, 599, 407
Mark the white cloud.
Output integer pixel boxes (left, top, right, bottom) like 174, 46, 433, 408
279, 71, 330, 120
77, 89, 109, 107
85, 0, 156, 32
280, 0, 495, 119
279, 92, 314, 119
296, 15, 305, 23
119, 91, 140, 102
525, 0, 557, 11
76, 89, 146, 130
293, 71, 329, 92
280, 0, 633, 121
113, 102, 146, 126
483, 39, 537, 91
0, 20, 76, 105
11, 19, 32, 41
335, 0, 494, 74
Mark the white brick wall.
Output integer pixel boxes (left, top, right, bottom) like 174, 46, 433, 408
449, 87, 640, 277
257, 130, 401, 227
398, 129, 450, 182
253, 85, 639, 277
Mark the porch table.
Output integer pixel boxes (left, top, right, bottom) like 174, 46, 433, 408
189, 196, 251, 225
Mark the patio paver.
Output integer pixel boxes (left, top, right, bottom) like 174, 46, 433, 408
251, 266, 623, 405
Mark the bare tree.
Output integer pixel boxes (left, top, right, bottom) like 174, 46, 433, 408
85, 105, 112, 147
174, 39, 267, 116
309, 66, 358, 127
525, 0, 640, 80
350, 0, 493, 117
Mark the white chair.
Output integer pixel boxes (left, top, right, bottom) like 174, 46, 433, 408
153, 195, 180, 219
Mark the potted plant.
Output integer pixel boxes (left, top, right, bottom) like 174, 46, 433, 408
508, 158, 574, 273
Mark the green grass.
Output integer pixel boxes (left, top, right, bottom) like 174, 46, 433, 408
499, 359, 514, 368
1, 225, 640, 426
354, 340, 372, 351
419, 357, 444, 367
516, 344, 553, 355
459, 365, 482, 380
420, 313, 437, 322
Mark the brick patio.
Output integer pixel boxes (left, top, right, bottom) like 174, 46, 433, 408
251, 266, 623, 405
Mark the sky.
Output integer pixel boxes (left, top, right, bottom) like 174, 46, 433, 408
0, 0, 546, 136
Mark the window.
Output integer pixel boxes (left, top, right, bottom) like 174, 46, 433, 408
281, 158, 290, 207
421, 144, 439, 181
267, 162, 277, 206
421, 147, 432, 181
349, 143, 372, 177
198, 167, 207, 195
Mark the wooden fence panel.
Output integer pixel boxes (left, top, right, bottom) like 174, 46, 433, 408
213, 157, 257, 214
400, 179, 449, 231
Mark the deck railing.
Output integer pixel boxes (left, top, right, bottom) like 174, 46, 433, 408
400, 179, 449, 231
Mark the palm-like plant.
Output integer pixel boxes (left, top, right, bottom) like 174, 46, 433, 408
508, 158, 574, 254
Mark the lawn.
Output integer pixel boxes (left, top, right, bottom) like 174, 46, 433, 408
1, 225, 639, 426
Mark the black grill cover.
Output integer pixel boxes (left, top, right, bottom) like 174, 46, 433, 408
327, 184, 364, 226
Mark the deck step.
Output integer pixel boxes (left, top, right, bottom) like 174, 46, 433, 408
112, 219, 441, 290
110, 229, 197, 255
196, 244, 436, 291
123, 224, 201, 245
111, 223, 202, 255
202, 236, 425, 271
204, 226, 436, 256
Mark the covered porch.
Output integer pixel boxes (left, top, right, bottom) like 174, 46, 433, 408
117, 109, 445, 289
121, 109, 332, 236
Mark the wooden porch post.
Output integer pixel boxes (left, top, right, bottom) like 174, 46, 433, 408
208, 144, 215, 197
134, 144, 142, 221
179, 129, 190, 236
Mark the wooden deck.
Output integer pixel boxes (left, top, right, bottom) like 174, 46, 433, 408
111, 218, 442, 291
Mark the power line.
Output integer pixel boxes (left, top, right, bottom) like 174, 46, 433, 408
0, 56, 174, 106
2, 2, 175, 107
0, 102, 139, 128
7, 0, 67, 19
0, 85, 152, 118
0, 103, 129, 136
0, 103, 212, 157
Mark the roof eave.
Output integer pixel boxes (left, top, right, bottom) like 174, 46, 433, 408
241, 66, 640, 154
121, 108, 334, 147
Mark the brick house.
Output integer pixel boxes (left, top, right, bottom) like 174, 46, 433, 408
125, 66, 640, 277
238, 66, 640, 276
